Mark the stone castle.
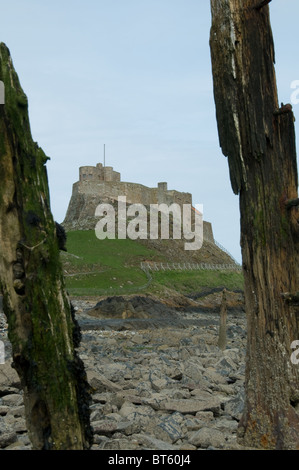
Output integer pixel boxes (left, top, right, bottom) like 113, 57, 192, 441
77, 163, 192, 207
62, 163, 215, 243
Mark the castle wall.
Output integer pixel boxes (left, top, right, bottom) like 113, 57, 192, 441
77, 165, 191, 208
203, 221, 214, 243
75, 179, 191, 207
158, 189, 192, 207
64, 163, 213, 242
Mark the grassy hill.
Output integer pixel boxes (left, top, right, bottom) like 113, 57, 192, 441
61, 230, 244, 298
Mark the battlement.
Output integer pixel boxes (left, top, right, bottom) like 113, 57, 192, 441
79, 163, 121, 183
75, 164, 192, 208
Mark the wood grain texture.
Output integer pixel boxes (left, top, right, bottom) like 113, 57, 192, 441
210, 0, 299, 449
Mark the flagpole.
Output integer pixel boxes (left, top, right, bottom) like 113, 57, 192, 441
103, 144, 105, 181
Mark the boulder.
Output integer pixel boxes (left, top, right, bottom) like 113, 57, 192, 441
188, 427, 227, 449
87, 295, 179, 320
152, 412, 187, 444
0, 363, 21, 390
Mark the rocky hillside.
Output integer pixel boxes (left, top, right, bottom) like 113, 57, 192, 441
137, 237, 238, 266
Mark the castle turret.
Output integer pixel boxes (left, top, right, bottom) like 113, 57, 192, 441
158, 182, 168, 191
79, 166, 99, 182
79, 164, 120, 182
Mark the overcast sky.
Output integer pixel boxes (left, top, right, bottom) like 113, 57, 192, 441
1, 0, 299, 263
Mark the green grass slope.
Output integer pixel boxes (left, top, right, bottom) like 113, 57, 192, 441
61, 230, 243, 297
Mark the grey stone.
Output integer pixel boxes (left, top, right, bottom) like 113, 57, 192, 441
136, 434, 179, 450
182, 360, 204, 382
203, 367, 228, 385
152, 413, 186, 444
99, 438, 140, 450
7, 405, 25, 418
3, 442, 31, 450
224, 388, 245, 420
215, 417, 238, 433
11, 417, 27, 434
215, 356, 239, 375
184, 416, 203, 432
162, 395, 229, 415
149, 372, 177, 392
92, 419, 130, 435
1, 394, 23, 407
87, 370, 123, 393
195, 410, 214, 421
131, 334, 146, 345
116, 391, 143, 405
0, 363, 21, 389
0, 301, 247, 451
188, 427, 226, 449
0, 406, 10, 416
118, 402, 139, 419
90, 409, 104, 422
0, 431, 18, 448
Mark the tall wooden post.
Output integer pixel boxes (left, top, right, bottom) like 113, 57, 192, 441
0, 43, 92, 450
218, 289, 227, 350
210, 1, 299, 449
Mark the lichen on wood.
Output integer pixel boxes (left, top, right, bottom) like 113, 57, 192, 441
210, 0, 299, 449
0, 42, 92, 450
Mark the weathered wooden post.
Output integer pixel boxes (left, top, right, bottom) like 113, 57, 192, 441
218, 289, 227, 350
0, 43, 92, 450
210, 0, 299, 449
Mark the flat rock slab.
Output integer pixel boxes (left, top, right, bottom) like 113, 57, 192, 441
92, 419, 130, 435
161, 396, 229, 414
0, 363, 21, 390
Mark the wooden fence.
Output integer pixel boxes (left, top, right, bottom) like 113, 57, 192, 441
141, 261, 242, 272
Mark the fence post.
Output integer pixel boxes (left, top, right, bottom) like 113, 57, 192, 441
218, 289, 227, 350
0, 340, 5, 364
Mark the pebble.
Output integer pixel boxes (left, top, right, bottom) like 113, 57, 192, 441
0, 302, 247, 450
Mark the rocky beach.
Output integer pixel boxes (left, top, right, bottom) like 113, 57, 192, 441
0, 293, 247, 451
